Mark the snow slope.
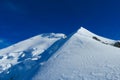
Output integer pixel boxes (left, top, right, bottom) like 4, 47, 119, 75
32, 27, 120, 80
0, 33, 66, 80
0, 27, 120, 80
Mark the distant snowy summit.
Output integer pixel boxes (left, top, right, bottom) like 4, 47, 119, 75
78, 27, 120, 48
0, 27, 120, 80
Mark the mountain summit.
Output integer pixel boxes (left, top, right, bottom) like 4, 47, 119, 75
0, 27, 120, 80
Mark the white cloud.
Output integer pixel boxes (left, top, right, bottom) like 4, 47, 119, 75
0, 38, 11, 49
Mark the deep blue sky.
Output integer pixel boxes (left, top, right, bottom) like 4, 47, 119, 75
0, 0, 120, 45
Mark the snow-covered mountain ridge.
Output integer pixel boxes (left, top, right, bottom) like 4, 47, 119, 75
0, 33, 66, 79
33, 27, 120, 80
0, 27, 120, 80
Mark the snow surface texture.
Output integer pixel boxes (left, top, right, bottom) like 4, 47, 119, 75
0, 33, 66, 80
0, 27, 120, 80
32, 27, 120, 80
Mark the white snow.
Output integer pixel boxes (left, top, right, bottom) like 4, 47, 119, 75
77, 27, 115, 44
0, 33, 66, 80
0, 27, 120, 80
32, 27, 120, 80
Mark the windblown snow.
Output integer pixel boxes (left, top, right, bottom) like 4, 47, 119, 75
0, 27, 120, 80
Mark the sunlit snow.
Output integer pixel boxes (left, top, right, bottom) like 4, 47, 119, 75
0, 27, 120, 80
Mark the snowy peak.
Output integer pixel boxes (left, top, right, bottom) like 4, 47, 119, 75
40, 33, 66, 39
0, 33, 66, 77
76, 27, 115, 44
77, 27, 120, 48
32, 28, 120, 80
77, 27, 98, 38
77, 27, 95, 37
77, 27, 91, 33
0, 33, 66, 54
0, 27, 120, 80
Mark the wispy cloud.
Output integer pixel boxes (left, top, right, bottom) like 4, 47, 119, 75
6, 2, 18, 11
0, 38, 12, 49
3, 0, 27, 14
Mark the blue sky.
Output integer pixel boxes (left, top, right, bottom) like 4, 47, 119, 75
0, 0, 120, 46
